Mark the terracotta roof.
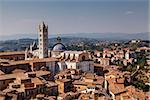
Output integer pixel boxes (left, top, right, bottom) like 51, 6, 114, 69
12, 69, 26, 73
84, 72, 96, 79
0, 70, 5, 75
126, 86, 145, 99
46, 81, 58, 87
107, 78, 127, 95
78, 93, 94, 100
1, 57, 58, 66
56, 79, 71, 83
0, 73, 25, 81
26, 70, 51, 77
105, 70, 124, 77
73, 77, 104, 86
0, 70, 50, 81
73, 80, 88, 86
104, 65, 120, 71
0, 51, 25, 56
32, 78, 43, 85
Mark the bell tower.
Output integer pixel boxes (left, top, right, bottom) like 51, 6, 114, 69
38, 21, 48, 58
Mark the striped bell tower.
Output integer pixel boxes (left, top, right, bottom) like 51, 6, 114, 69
38, 21, 48, 58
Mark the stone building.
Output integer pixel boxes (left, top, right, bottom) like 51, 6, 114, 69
25, 22, 49, 60
57, 51, 94, 73
0, 51, 25, 61
0, 70, 58, 100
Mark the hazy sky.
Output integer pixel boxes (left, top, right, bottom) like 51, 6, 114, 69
0, 0, 149, 37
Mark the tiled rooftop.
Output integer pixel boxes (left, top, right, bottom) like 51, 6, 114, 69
0, 51, 25, 56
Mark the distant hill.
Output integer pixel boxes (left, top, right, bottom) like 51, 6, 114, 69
0, 32, 149, 41
58, 32, 150, 40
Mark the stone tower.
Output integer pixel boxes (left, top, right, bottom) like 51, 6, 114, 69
38, 22, 48, 58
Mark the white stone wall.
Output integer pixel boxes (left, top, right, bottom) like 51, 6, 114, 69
65, 62, 77, 69
61, 61, 94, 73
46, 61, 56, 75
125, 53, 129, 60
78, 61, 94, 73
57, 62, 67, 71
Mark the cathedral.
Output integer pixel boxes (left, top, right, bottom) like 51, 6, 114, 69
25, 22, 66, 60
25, 22, 94, 73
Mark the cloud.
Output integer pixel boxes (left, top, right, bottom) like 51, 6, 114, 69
125, 11, 134, 15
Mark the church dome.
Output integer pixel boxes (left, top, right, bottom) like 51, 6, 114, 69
52, 36, 66, 51
52, 43, 66, 51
